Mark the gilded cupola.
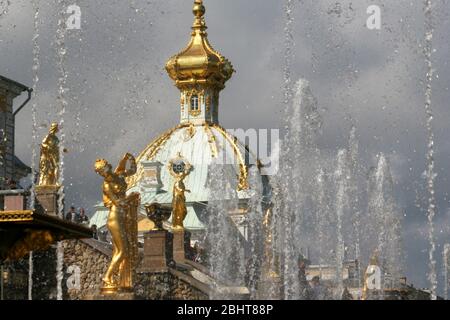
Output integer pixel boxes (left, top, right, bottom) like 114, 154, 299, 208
165, 0, 234, 125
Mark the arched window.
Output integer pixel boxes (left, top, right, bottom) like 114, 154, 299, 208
190, 95, 199, 111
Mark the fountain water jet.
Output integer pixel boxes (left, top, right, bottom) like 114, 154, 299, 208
347, 126, 362, 289
423, 0, 438, 300
27, 0, 41, 301
204, 162, 245, 300
444, 244, 450, 300
275, 78, 323, 300
334, 149, 349, 299
55, 0, 69, 301
246, 166, 265, 299
366, 154, 404, 298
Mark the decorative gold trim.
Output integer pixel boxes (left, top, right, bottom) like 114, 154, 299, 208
212, 124, 249, 190
204, 123, 218, 158
184, 123, 196, 141
0, 210, 34, 222
167, 152, 192, 178
205, 94, 211, 113
180, 94, 185, 114
126, 124, 189, 189
185, 88, 203, 117
189, 109, 201, 117
128, 123, 257, 192
6, 229, 56, 261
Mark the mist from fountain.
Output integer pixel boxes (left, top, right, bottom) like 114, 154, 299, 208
245, 166, 265, 299
55, 0, 69, 301
347, 126, 362, 289
204, 162, 245, 300
334, 149, 349, 299
27, 0, 41, 301
444, 244, 450, 300
314, 168, 332, 277
423, 0, 438, 300
274, 78, 323, 300
366, 154, 404, 297
268, 73, 408, 300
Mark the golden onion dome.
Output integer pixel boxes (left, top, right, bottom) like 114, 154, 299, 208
165, 0, 235, 90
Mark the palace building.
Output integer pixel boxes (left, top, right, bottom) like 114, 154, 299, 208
0, 76, 31, 192
90, 0, 270, 242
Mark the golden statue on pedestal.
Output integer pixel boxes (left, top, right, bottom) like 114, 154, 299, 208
168, 153, 191, 230
94, 153, 139, 294
38, 122, 63, 186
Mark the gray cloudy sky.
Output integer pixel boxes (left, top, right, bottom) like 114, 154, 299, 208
2, 0, 450, 293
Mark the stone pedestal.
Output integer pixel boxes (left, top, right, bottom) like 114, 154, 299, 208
4, 195, 26, 210
138, 230, 172, 272
171, 229, 191, 264
35, 185, 60, 216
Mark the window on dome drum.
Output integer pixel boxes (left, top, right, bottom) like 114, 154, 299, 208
190, 95, 199, 111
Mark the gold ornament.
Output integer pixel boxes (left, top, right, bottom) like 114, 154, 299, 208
165, 0, 234, 92
38, 123, 63, 186
184, 122, 196, 141
145, 203, 172, 231
167, 153, 192, 230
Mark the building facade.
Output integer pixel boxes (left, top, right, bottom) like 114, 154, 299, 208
0, 75, 31, 189
90, 0, 271, 242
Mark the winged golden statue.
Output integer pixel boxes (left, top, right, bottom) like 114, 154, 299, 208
94, 153, 139, 294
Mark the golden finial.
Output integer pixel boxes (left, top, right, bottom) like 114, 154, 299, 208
192, 0, 208, 36
165, 0, 234, 91
193, 0, 205, 18
192, 0, 206, 32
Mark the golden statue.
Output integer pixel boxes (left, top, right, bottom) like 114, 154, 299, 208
168, 153, 191, 230
94, 153, 139, 294
171, 170, 190, 230
38, 122, 64, 186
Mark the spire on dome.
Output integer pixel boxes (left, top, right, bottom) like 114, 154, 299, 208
165, 0, 234, 91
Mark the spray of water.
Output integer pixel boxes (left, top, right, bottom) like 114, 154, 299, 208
0, 0, 10, 18
277, 78, 323, 299
315, 168, 331, 277
366, 154, 404, 298
444, 244, 450, 300
347, 126, 362, 289
55, 0, 69, 300
423, 0, 437, 300
246, 166, 265, 299
28, 0, 41, 301
204, 162, 244, 300
334, 149, 348, 299
282, 0, 294, 114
